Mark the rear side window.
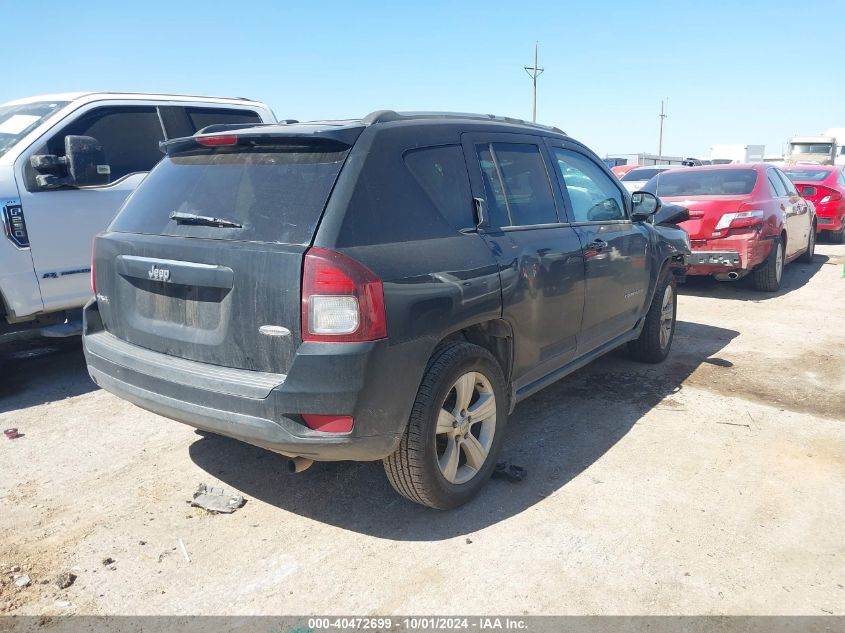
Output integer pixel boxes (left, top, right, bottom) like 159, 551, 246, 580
404, 145, 473, 230
43, 106, 164, 181
775, 170, 798, 196
476, 143, 558, 226
110, 144, 349, 245
186, 107, 262, 132
767, 170, 788, 197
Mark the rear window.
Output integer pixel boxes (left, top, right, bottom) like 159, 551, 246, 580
783, 169, 830, 182
642, 169, 757, 197
621, 167, 670, 181
110, 145, 348, 244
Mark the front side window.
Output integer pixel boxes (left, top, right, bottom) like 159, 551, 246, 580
476, 143, 558, 226
40, 106, 165, 184
404, 145, 473, 230
553, 148, 626, 222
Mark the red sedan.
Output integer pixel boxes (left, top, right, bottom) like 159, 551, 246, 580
782, 166, 845, 243
641, 164, 816, 291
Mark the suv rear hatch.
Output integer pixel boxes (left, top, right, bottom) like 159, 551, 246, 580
93, 127, 360, 375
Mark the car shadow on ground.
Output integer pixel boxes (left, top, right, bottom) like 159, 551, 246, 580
678, 253, 829, 301
189, 320, 738, 541
0, 337, 97, 413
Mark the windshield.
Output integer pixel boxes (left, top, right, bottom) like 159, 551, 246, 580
642, 169, 758, 197
783, 169, 830, 182
0, 100, 68, 158
791, 143, 833, 154
110, 144, 349, 244
621, 167, 672, 181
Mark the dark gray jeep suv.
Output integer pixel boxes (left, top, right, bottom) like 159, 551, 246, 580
83, 111, 690, 509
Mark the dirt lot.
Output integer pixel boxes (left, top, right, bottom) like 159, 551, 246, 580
1, 244, 843, 617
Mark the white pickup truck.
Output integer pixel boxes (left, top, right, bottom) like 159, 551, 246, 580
0, 92, 276, 342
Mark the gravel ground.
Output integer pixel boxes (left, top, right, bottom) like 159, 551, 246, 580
1, 243, 843, 617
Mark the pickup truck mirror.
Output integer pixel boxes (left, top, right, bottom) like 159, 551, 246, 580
631, 191, 661, 222
64, 135, 111, 187
32, 135, 111, 189
652, 202, 690, 226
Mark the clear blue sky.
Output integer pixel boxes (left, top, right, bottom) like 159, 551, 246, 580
4, 0, 843, 158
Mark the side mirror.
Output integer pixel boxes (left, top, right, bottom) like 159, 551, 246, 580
64, 135, 110, 187
652, 202, 690, 225
32, 135, 111, 189
631, 191, 661, 222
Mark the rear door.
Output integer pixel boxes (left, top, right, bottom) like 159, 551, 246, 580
94, 136, 353, 375
547, 141, 651, 353
766, 168, 801, 257
775, 168, 811, 255
461, 132, 585, 390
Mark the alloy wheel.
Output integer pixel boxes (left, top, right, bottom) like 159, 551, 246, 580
659, 284, 675, 350
775, 243, 783, 284
435, 371, 497, 485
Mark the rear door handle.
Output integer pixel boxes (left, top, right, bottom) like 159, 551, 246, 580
588, 239, 608, 251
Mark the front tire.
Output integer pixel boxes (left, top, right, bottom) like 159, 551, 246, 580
383, 342, 507, 509
628, 272, 677, 364
752, 237, 784, 292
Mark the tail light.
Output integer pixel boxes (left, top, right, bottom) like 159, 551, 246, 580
196, 134, 238, 147
715, 210, 764, 230
301, 247, 386, 343
818, 186, 842, 204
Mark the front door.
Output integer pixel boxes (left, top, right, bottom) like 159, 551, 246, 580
15, 105, 166, 313
775, 168, 811, 256
547, 142, 652, 354
462, 133, 586, 390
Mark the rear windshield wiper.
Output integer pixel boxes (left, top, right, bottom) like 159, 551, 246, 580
170, 211, 242, 229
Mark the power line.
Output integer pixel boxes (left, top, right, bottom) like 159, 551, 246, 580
523, 42, 544, 123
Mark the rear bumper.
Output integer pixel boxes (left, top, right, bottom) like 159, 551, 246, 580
816, 212, 844, 232
83, 301, 432, 461
685, 234, 772, 276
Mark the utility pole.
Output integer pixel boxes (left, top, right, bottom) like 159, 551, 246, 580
658, 99, 668, 160
523, 42, 544, 122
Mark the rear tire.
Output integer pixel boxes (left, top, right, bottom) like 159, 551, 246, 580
383, 341, 507, 510
628, 272, 676, 364
829, 227, 845, 244
798, 226, 815, 263
752, 237, 784, 292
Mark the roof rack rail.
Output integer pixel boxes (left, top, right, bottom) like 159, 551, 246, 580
360, 110, 565, 134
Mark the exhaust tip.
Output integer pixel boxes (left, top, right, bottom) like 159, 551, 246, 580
288, 456, 314, 474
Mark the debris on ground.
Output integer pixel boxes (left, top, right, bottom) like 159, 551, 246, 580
13, 575, 31, 588
178, 539, 191, 563
53, 572, 76, 589
492, 461, 527, 483
101, 557, 115, 566
4, 428, 21, 440
190, 484, 245, 514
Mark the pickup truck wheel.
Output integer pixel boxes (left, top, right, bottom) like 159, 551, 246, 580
752, 237, 783, 292
798, 226, 815, 263
383, 342, 507, 510
627, 273, 676, 364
